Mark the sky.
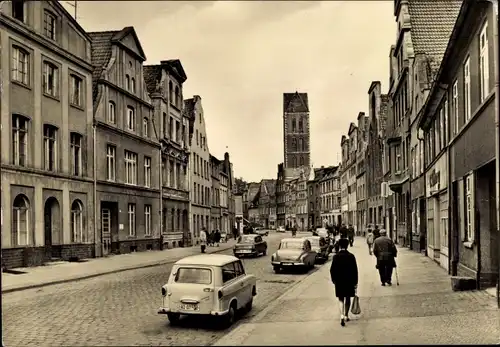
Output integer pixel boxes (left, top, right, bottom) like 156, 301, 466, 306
62, 1, 395, 182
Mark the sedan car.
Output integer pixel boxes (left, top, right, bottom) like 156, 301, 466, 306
305, 236, 329, 264
276, 226, 286, 233
158, 254, 257, 327
271, 238, 317, 273
233, 235, 268, 257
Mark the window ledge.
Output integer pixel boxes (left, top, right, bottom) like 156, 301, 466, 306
12, 80, 32, 90
43, 92, 60, 101
70, 103, 85, 111
463, 241, 474, 249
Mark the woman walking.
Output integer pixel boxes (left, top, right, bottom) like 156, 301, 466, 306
330, 238, 359, 326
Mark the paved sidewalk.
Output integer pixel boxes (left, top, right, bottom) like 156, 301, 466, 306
214, 237, 499, 345
2, 239, 238, 294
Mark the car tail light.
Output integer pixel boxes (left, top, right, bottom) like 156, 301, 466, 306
162, 286, 167, 296
218, 290, 223, 299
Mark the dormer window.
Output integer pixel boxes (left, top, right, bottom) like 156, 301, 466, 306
12, 0, 26, 23
43, 10, 57, 40
125, 74, 130, 91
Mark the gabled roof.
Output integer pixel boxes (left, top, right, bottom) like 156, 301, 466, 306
88, 26, 146, 106
51, 1, 93, 42
184, 98, 196, 119
143, 65, 162, 95
348, 122, 357, 135
262, 179, 276, 197
283, 92, 309, 113
407, 0, 462, 73
161, 59, 187, 84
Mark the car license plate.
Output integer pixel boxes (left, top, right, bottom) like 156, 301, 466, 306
281, 262, 293, 265
239, 250, 252, 253
179, 303, 199, 311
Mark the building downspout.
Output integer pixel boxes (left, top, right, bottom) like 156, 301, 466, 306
93, 123, 99, 257
151, 119, 163, 248
417, 129, 426, 256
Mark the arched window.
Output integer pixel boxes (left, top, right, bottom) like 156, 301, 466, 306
298, 118, 303, 132
177, 210, 181, 231
12, 114, 29, 167
291, 138, 297, 151
292, 118, 296, 132
71, 200, 84, 243
12, 194, 30, 246
125, 74, 130, 91
108, 101, 116, 123
175, 86, 180, 107
169, 81, 174, 103
131, 78, 136, 93
298, 138, 303, 151
143, 117, 148, 137
299, 156, 304, 166
201, 189, 204, 206
291, 156, 297, 167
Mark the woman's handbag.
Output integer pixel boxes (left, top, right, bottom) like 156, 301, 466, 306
351, 295, 361, 315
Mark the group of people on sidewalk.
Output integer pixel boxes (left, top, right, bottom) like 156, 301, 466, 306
329, 224, 398, 327
199, 228, 223, 253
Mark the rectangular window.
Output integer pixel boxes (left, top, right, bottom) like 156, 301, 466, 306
144, 156, 151, 187
480, 22, 490, 102
170, 117, 174, 140
144, 205, 152, 236
464, 173, 475, 242
464, 57, 471, 122
70, 133, 82, 176
12, 46, 29, 85
43, 11, 56, 40
12, 0, 26, 22
176, 121, 180, 143
70, 75, 82, 106
452, 81, 459, 134
162, 112, 167, 138
106, 145, 116, 181
196, 130, 199, 146
43, 62, 58, 97
128, 203, 136, 236
43, 125, 57, 171
125, 150, 137, 184
108, 102, 116, 123
395, 145, 401, 172
444, 99, 448, 145
439, 109, 444, 151
12, 114, 28, 166
127, 106, 135, 131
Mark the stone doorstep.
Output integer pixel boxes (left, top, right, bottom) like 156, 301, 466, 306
1, 241, 237, 293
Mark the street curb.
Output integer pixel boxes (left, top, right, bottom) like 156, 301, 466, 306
2, 244, 235, 294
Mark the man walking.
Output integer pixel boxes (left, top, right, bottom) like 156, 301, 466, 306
347, 224, 355, 246
330, 238, 358, 327
373, 229, 397, 286
373, 224, 381, 240
339, 223, 348, 239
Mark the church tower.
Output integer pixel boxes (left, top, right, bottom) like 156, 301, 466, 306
283, 92, 310, 168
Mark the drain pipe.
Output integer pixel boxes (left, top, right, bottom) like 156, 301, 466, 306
490, 0, 500, 309
93, 123, 99, 257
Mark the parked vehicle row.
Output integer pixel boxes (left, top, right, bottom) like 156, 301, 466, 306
157, 230, 331, 329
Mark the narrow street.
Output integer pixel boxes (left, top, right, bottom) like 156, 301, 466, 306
2, 232, 318, 346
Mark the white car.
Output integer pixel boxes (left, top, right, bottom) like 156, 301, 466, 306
276, 226, 286, 233
158, 254, 257, 327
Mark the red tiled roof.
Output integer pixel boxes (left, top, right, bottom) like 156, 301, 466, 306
408, 0, 463, 73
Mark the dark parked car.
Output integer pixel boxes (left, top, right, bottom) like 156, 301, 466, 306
234, 235, 268, 258
305, 236, 330, 263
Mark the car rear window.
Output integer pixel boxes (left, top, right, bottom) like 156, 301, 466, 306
175, 267, 212, 285
238, 235, 255, 244
280, 241, 303, 249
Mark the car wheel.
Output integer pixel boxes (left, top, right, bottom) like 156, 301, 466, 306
167, 313, 181, 325
223, 303, 237, 328
273, 266, 281, 274
245, 298, 253, 312
263, 249, 267, 256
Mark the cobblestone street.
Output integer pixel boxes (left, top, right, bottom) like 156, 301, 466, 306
215, 237, 500, 345
2, 232, 317, 346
